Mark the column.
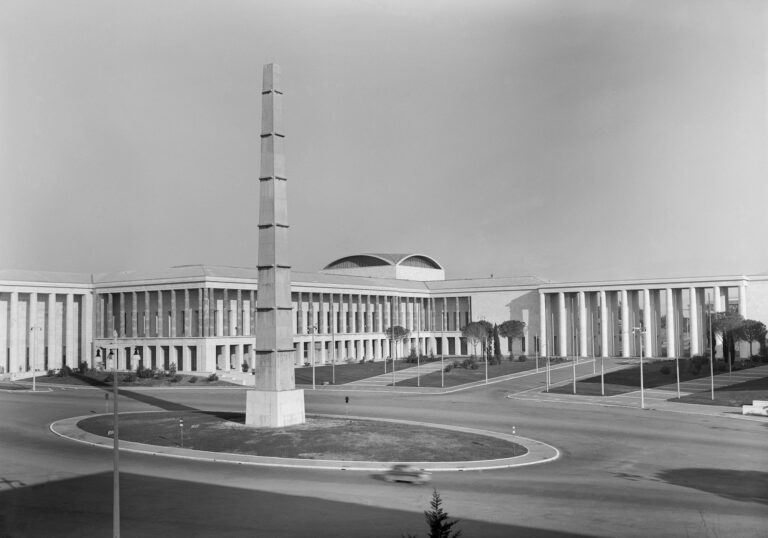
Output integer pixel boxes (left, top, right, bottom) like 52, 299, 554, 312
236, 289, 243, 335
65, 293, 75, 367
319, 293, 327, 334
599, 290, 608, 357
202, 288, 210, 337
366, 295, 373, 333
184, 289, 191, 337
8, 291, 23, 372
107, 293, 114, 336
577, 291, 587, 357
620, 290, 629, 358
738, 282, 747, 318
47, 293, 57, 368
539, 290, 549, 357
145, 291, 151, 337
666, 288, 676, 357
340, 294, 347, 333
308, 292, 315, 333
689, 287, 699, 356
28, 293, 37, 372
131, 292, 138, 337
642, 289, 652, 358
119, 293, 126, 337
157, 290, 164, 337
454, 297, 459, 331
713, 285, 722, 312
170, 290, 177, 338
558, 292, 567, 357
82, 293, 93, 366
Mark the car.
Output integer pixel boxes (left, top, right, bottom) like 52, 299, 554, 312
383, 464, 431, 485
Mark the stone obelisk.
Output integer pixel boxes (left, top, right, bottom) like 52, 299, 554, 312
245, 63, 305, 427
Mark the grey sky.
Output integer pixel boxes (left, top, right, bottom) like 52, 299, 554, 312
1, 0, 766, 282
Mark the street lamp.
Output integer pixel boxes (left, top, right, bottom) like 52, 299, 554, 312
708, 304, 714, 400
108, 329, 120, 538
441, 312, 445, 389
633, 326, 646, 409
309, 324, 317, 390
29, 326, 42, 392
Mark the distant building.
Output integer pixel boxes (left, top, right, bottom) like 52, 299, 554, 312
1, 258, 766, 378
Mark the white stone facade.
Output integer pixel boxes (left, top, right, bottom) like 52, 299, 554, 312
2, 267, 766, 378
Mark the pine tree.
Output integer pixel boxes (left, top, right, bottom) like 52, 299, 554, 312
424, 489, 461, 538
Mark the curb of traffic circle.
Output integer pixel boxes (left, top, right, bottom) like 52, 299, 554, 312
50, 411, 560, 472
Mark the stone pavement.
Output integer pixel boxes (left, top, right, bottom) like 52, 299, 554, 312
343, 360, 447, 388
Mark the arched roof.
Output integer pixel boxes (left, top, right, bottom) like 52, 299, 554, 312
323, 253, 443, 271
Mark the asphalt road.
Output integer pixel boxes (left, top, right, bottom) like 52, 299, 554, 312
1, 372, 766, 537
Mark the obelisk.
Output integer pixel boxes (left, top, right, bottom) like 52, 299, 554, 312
245, 63, 306, 427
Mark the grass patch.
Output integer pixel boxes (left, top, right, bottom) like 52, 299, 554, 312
550, 359, 767, 400
395, 357, 544, 388
676, 376, 768, 407
295, 361, 403, 385
77, 411, 526, 461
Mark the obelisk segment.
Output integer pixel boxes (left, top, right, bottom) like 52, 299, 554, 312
245, 63, 305, 427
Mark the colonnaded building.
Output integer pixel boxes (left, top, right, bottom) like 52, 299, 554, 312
1, 254, 767, 379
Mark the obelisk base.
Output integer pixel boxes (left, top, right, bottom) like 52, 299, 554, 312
245, 389, 306, 427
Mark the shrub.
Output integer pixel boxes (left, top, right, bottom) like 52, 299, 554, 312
518, 355, 527, 362
207, 373, 219, 382
169, 362, 177, 376
136, 365, 154, 379
78, 361, 88, 374
188, 376, 198, 383
170, 374, 183, 383
57, 365, 73, 377
444, 364, 453, 373
241, 361, 249, 373
47, 369, 56, 377
507, 355, 515, 362
659, 365, 671, 375
122, 373, 136, 383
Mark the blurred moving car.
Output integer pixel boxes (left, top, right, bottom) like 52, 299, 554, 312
383, 464, 431, 484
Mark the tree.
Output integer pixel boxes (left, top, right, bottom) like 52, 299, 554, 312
386, 325, 410, 360
492, 324, 502, 364
737, 319, 767, 357
710, 311, 744, 365
403, 489, 462, 538
462, 321, 490, 358
498, 320, 526, 356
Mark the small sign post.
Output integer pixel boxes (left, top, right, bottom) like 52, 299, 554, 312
179, 418, 184, 448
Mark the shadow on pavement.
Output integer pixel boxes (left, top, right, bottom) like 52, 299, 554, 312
0, 472, 599, 538
656, 468, 768, 505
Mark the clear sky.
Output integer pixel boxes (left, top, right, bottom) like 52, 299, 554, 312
1, 0, 766, 282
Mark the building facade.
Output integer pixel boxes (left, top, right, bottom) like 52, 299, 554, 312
2, 256, 766, 378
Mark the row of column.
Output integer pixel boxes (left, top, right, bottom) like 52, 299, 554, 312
295, 293, 470, 336
96, 288, 256, 340
1, 291, 92, 374
97, 289, 473, 341
539, 283, 747, 359
296, 334, 465, 364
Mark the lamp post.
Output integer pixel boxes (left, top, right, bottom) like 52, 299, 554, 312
709, 304, 714, 400
484, 334, 488, 385
633, 326, 646, 409
309, 324, 317, 390
29, 326, 41, 392
416, 307, 420, 388
108, 330, 120, 538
